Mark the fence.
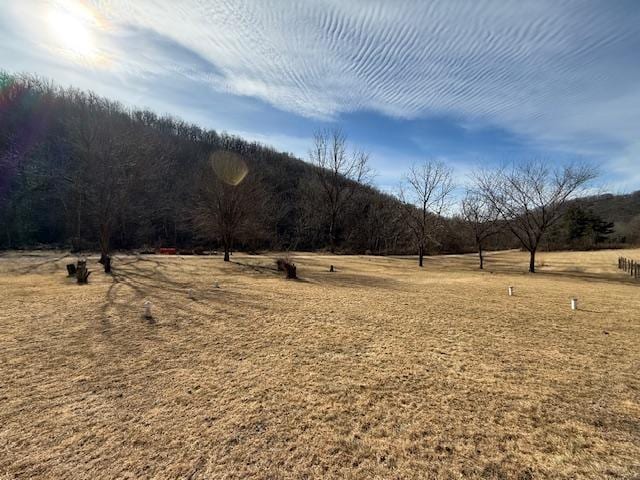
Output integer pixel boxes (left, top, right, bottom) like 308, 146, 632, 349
618, 257, 640, 279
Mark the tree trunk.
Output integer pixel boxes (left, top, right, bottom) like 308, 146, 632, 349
478, 244, 484, 270
99, 223, 110, 262
329, 217, 336, 254
76, 196, 82, 248
223, 245, 230, 262
418, 245, 424, 267
529, 249, 536, 273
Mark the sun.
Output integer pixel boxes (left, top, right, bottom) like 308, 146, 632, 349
47, 3, 97, 59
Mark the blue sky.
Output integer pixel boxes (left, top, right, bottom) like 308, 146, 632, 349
1, 0, 639, 193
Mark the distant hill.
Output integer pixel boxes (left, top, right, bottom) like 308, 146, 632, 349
567, 191, 640, 245
578, 191, 640, 226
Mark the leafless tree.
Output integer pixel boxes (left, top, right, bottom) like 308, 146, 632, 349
461, 190, 501, 269
398, 160, 454, 267
474, 160, 597, 273
358, 193, 408, 254
193, 151, 262, 261
66, 96, 143, 271
309, 128, 370, 253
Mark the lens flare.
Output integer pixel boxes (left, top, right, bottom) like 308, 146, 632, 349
211, 151, 249, 186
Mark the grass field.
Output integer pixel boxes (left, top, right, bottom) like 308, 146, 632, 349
1, 249, 639, 479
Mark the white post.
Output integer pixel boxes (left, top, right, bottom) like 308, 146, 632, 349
144, 300, 153, 319
508, 286, 514, 296
188, 288, 195, 300
571, 298, 578, 311
213, 281, 219, 288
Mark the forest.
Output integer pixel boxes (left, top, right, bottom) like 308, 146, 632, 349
1, 72, 638, 262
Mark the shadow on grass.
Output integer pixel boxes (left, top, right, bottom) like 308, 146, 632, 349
230, 259, 280, 276
428, 251, 640, 287
535, 270, 640, 287
0, 251, 72, 275
307, 271, 405, 291
99, 256, 275, 327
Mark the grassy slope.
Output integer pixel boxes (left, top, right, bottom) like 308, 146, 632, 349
0, 249, 639, 479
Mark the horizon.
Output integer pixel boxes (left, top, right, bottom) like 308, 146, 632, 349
2, 0, 639, 194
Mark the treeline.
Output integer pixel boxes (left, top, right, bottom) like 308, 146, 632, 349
0, 73, 636, 266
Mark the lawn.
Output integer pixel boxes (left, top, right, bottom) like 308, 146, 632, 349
1, 249, 639, 479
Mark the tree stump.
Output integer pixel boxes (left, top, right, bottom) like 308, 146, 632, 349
76, 260, 91, 284
285, 262, 297, 279
66, 263, 77, 276
329, 265, 334, 272
276, 257, 297, 279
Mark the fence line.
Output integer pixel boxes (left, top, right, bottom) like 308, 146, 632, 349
618, 256, 640, 279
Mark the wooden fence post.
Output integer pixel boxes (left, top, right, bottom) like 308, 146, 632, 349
616, 257, 639, 280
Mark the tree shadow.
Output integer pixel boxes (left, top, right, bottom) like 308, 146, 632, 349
100, 256, 272, 326
230, 259, 280, 276
308, 271, 405, 291
0, 251, 72, 274
535, 270, 640, 287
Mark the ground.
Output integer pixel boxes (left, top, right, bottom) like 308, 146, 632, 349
1, 249, 639, 479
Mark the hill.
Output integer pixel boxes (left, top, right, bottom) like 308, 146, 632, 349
579, 191, 640, 243
0, 72, 411, 254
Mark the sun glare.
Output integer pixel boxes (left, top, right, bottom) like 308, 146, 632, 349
47, 3, 97, 60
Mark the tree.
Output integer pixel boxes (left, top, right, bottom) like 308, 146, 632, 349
65, 95, 151, 270
398, 160, 454, 267
475, 161, 597, 273
625, 214, 640, 244
309, 128, 370, 253
192, 151, 263, 261
461, 190, 501, 269
564, 206, 614, 246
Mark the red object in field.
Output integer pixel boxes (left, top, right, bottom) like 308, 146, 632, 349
159, 247, 177, 255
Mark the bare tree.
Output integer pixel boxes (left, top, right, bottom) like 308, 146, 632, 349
309, 128, 370, 253
193, 151, 262, 261
475, 160, 597, 273
66, 96, 143, 271
461, 190, 501, 269
398, 160, 454, 267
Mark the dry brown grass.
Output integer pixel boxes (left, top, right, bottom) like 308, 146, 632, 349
1, 249, 639, 479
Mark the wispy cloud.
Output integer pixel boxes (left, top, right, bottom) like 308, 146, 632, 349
75, 1, 640, 145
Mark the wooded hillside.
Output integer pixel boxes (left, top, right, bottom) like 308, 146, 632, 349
1, 73, 638, 256
0, 73, 414, 255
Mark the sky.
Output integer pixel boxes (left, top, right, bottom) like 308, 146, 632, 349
1, 0, 639, 193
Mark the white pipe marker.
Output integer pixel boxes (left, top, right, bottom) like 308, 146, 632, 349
144, 300, 153, 319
